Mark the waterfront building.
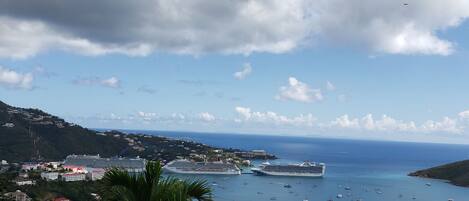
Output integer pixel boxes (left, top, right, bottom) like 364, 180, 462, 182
21, 163, 41, 171
41, 172, 59, 181
61, 173, 86, 182
86, 168, 105, 181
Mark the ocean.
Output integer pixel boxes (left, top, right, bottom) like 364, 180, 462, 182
126, 130, 469, 201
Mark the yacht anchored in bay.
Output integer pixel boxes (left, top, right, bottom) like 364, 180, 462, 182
251, 161, 325, 177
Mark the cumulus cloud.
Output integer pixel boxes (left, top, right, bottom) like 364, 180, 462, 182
0, 0, 467, 58
235, 106, 316, 127
101, 77, 120, 88
326, 113, 462, 133
276, 77, 323, 103
458, 110, 469, 119
137, 111, 157, 121
329, 114, 360, 129
233, 63, 252, 80
0, 66, 34, 89
421, 117, 461, 133
73, 76, 121, 89
199, 112, 216, 122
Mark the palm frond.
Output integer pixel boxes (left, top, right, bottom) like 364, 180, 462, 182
185, 180, 212, 201
101, 160, 213, 201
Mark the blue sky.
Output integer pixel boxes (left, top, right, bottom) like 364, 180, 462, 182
1, 1, 469, 144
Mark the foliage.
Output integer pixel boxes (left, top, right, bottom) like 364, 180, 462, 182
101, 161, 212, 201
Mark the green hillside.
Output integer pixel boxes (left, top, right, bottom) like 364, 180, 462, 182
409, 160, 469, 187
0, 100, 228, 163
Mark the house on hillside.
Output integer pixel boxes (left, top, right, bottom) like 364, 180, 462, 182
3, 190, 32, 201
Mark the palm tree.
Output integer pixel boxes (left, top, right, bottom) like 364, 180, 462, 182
101, 161, 213, 201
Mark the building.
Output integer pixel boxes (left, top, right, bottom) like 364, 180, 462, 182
61, 173, 86, 182
86, 168, 105, 181
1, 160, 8, 165
62, 165, 86, 173
64, 155, 146, 173
21, 163, 41, 171
2, 123, 15, 128
3, 190, 32, 201
14, 179, 35, 186
41, 172, 59, 181
251, 150, 267, 156
44, 162, 61, 169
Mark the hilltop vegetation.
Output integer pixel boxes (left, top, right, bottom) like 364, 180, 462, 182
0, 100, 238, 163
409, 160, 469, 187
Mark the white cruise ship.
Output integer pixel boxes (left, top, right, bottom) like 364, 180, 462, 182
163, 159, 241, 175
251, 161, 325, 177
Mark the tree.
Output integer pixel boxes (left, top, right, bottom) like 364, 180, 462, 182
101, 161, 212, 201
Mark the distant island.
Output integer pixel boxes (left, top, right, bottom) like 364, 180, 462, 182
409, 160, 469, 187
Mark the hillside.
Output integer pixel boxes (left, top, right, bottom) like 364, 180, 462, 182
0, 101, 239, 163
409, 160, 469, 187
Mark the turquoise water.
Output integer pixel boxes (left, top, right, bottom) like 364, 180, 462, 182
126, 130, 469, 201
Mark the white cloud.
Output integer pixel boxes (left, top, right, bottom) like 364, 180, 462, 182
421, 117, 461, 133
73, 76, 121, 89
199, 112, 216, 122
326, 81, 335, 91
233, 63, 252, 80
330, 114, 360, 129
1, 1, 468, 58
458, 110, 469, 119
235, 106, 316, 127
137, 111, 157, 121
326, 113, 461, 133
101, 77, 121, 88
311, 0, 469, 55
0, 66, 34, 89
276, 77, 323, 103
0, 17, 151, 59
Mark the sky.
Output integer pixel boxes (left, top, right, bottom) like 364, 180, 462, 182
1, 0, 469, 144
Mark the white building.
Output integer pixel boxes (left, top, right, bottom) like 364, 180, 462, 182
3, 190, 32, 201
61, 173, 86, 182
15, 180, 35, 186
86, 169, 105, 181
1, 160, 8, 165
41, 172, 59, 181
2, 123, 15, 128
21, 163, 41, 171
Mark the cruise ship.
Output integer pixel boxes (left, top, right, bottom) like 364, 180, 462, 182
251, 161, 325, 177
163, 160, 241, 175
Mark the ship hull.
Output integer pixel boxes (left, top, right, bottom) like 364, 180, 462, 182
164, 167, 241, 175
251, 167, 325, 177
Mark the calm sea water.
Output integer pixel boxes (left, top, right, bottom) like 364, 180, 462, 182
125, 130, 469, 201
